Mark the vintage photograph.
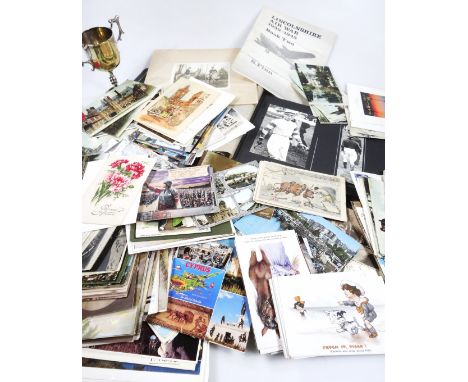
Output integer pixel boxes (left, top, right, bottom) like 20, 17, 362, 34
254, 161, 347, 221
235, 231, 310, 355
207, 291, 251, 352
82, 227, 117, 271
147, 297, 213, 339
336, 128, 365, 182
137, 165, 218, 222
248, 104, 317, 168
82, 80, 157, 136
295, 64, 347, 123
172, 62, 230, 88
135, 77, 219, 141
176, 239, 234, 269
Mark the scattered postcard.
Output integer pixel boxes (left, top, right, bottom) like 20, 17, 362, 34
83, 322, 201, 370
347, 83, 385, 135
336, 127, 365, 183
253, 161, 347, 221
368, 177, 385, 256
195, 162, 266, 227
295, 64, 347, 123
270, 272, 385, 358
205, 108, 255, 151
135, 218, 210, 238
82, 156, 157, 226
137, 165, 218, 221
175, 238, 234, 270
232, 8, 337, 103
135, 77, 235, 146
82, 227, 117, 271
235, 230, 309, 354
206, 248, 252, 352
145, 48, 258, 105
147, 257, 226, 339
82, 80, 157, 136
198, 151, 240, 172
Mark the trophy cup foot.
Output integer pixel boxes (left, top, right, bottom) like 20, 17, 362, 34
109, 71, 118, 88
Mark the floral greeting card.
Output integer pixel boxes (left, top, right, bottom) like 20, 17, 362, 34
82, 156, 156, 226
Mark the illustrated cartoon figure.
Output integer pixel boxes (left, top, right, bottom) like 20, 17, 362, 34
339, 282, 378, 338
325, 310, 361, 335
293, 296, 306, 317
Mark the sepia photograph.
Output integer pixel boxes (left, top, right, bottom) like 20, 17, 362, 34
172, 62, 230, 88
137, 165, 218, 222
249, 104, 317, 168
295, 64, 347, 124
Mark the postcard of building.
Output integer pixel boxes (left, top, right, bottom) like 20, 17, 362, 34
175, 238, 235, 270
254, 161, 347, 221
205, 108, 255, 151
135, 218, 210, 239
135, 77, 218, 140
206, 290, 251, 352
295, 64, 347, 124
82, 80, 158, 137
235, 230, 309, 354
137, 165, 218, 222
145, 48, 258, 105
83, 322, 201, 370
269, 272, 385, 359
347, 83, 385, 131
82, 156, 157, 226
232, 8, 336, 104
195, 162, 266, 227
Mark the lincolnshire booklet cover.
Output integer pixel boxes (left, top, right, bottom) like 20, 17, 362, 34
232, 8, 337, 104
270, 271, 385, 359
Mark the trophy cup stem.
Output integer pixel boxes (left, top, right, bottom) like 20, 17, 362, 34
109, 71, 118, 87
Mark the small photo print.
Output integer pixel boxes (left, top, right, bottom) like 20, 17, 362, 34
172, 62, 230, 88
215, 108, 242, 135
249, 104, 317, 168
360, 92, 385, 118
336, 128, 365, 183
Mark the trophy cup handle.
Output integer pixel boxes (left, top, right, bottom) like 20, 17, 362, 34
82, 60, 96, 71
108, 15, 124, 41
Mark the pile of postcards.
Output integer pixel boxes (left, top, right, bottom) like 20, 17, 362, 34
82, 7, 385, 382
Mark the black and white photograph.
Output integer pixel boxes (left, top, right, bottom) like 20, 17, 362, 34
336, 128, 365, 183
248, 104, 316, 168
171, 62, 230, 88
215, 108, 242, 134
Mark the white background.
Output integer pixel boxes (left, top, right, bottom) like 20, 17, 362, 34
82, 1, 384, 381
2, 1, 467, 382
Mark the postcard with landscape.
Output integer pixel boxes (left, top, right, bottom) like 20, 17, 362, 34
295, 64, 347, 124
253, 161, 347, 221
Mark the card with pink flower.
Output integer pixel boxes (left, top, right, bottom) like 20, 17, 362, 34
82, 156, 157, 226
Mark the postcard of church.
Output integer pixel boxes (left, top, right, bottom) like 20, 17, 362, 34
146, 257, 226, 339
194, 162, 266, 228
134, 77, 219, 142
295, 64, 347, 124
82, 156, 157, 226
235, 230, 309, 354
253, 161, 347, 221
232, 8, 336, 104
269, 271, 385, 359
82, 80, 158, 137
137, 165, 218, 222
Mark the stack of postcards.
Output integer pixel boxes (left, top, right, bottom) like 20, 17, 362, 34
82, 7, 386, 381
